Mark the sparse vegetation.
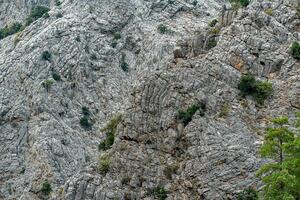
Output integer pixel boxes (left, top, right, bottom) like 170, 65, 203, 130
42, 51, 52, 61
42, 80, 54, 91
238, 74, 273, 105
240, 0, 249, 7
41, 180, 52, 195
0, 22, 23, 40
157, 24, 168, 34
82, 107, 90, 116
113, 32, 121, 40
291, 41, 300, 60
265, 8, 273, 16
121, 175, 131, 185
207, 37, 217, 49
98, 154, 110, 174
26, 6, 50, 26
163, 164, 179, 179
229, 0, 249, 9
153, 186, 167, 200
209, 19, 218, 27
209, 27, 220, 35
121, 62, 129, 72
52, 72, 61, 81
80, 116, 92, 129
219, 102, 231, 118
99, 115, 122, 151
90, 54, 97, 60
237, 188, 258, 200
75, 35, 81, 42
177, 103, 206, 126
120, 53, 129, 72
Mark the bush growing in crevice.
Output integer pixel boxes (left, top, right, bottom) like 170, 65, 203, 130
238, 74, 273, 105
52, 72, 61, 81
42, 80, 54, 91
42, 51, 52, 61
0, 22, 23, 40
177, 103, 206, 126
41, 180, 52, 195
291, 41, 300, 59
113, 32, 121, 40
237, 188, 258, 200
219, 102, 231, 117
98, 114, 122, 151
80, 116, 92, 129
153, 186, 167, 200
209, 19, 218, 27
82, 106, 90, 116
98, 154, 110, 174
207, 37, 217, 49
120, 53, 129, 72
80, 106, 92, 129
26, 6, 50, 26
157, 24, 169, 34
229, 0, 249, 9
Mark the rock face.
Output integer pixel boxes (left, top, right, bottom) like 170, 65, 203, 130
0, 0, 299, 199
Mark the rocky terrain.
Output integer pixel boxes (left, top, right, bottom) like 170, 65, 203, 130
0, 0, 299, 199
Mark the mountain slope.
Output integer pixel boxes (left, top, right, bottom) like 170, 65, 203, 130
0, 0, 299, 199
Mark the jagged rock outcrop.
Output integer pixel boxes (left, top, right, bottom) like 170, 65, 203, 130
0, 0, 299, 199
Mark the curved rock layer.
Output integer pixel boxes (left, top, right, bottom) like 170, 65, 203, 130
0, 0, 299, 199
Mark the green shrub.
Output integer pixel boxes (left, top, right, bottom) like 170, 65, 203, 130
42, 51, 52, 61
26, 6, 50, 26
111, 41, 118, 48
42, 80, 54, 91
98, 154, 110, 174
41, 180, 52, 195
265, 8, 273, 16
82, 107, 90, 116
229, 0, 249, 9
238, 75, 257, 97
121, 62, 129, 72
219, 102, 231, 117
153, 186, 167, 200
207, 37, 217, 49
0, 22, 23, 40
253, 81, 273, 105
177, 103, 205, 126
99, 115, 122, 151
291, 41, 300, 59
52, 72, 61, 81
80, 116, 92, 129
240, 0, 249, 7
238, 75, 273, 105
157, 24, 168, 34
209, 19, 218, 27
237, 188, 258, 200
113, 32, 121, 40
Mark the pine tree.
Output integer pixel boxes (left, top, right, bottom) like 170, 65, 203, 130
257, 115, 300, 200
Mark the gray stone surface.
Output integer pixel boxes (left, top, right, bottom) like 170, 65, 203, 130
0, 0, 299, 199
